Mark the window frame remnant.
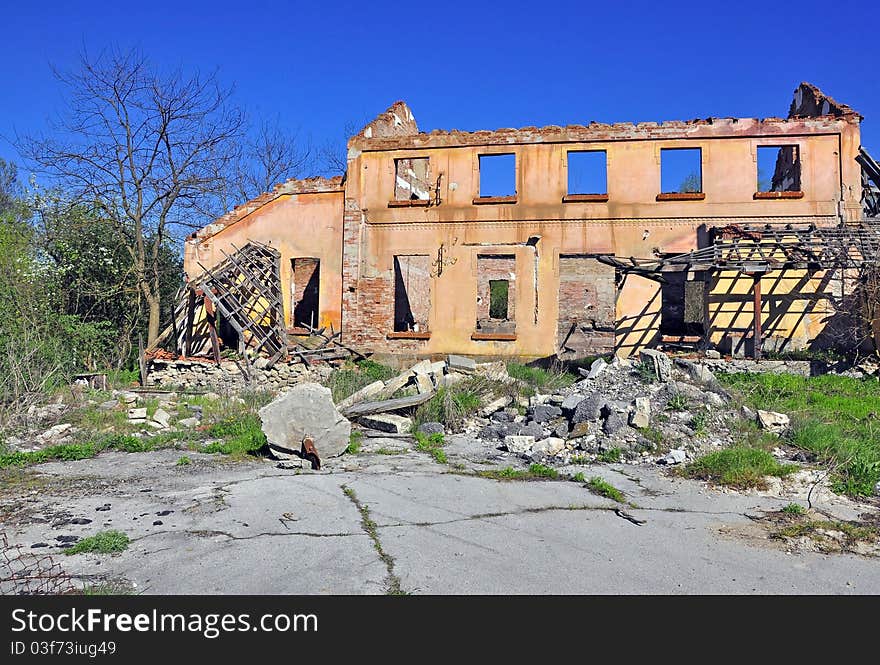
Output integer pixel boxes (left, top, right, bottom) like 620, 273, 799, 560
291, 257, 321, 332
391, 156, 431, 206
474, 153, 517, 204
754, 145, 804, 199
563, 150, 609, 203
657, 147, 705, 201
475, 254, 517, 338
391, 255, 431, 338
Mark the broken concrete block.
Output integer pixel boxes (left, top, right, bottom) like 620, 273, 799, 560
571, 393, 604, 423
337, 380, 385, 411
259, 383, 351, 458
532, 437, 565, 456
568, 420, 596, 439
561, 393, 585, 414
480, 395, 512, 417
659, 449, 687, 465
705, 350, 721, 359
529, 393, 551, 407
629, 397, 651, 429
177, 417, 200, 428
639, 348, 672, 382
378, 370, 413, 399
518, 421, 546, 440
504, 435, 535, 454
603, 412, 630, 436
475, 360, 510, 382
756, 410, 790, 434
127, 407, 147, 420
99, 400, 119, 411
428, 361, 446, 375
415, 373, 434, 394
587, 357, 607, 379
440, 373, 466, 387
151, 408, 172, 428
447, 354, 476, 373
358, 413, 412, 434
411, 359, 433, 375
532, 404, 562, 423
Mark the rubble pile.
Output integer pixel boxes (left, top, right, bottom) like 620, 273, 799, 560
469, 351, 750, 466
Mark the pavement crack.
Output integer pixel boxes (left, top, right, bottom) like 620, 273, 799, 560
131, 529, 358, 543
342, 485, 406, 595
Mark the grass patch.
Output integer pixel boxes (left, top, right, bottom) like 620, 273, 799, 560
683, 445, 797, 489
635, 359, 658, 384
414, 431, 447, 464
666, 393, 690, 411
327, 359, 397, 403
772, 518, 878, 549
200, 413, 266, 456
719, 372, 880, 497
585, 476, 624, 502
781, 502, 805, 515
690, 412, 709, 438
411, 380, 487, 432
0, 441, 98, 468
80, 582, 135, 595
478, 466, 529, 480
375, 447, 404, 455
572, 471, 586, 483
597, 447, 622, 463
528, 463, 558, 478
570, 455, 591, 465
176, 456, 191, 466
506, 362, 575, 391
477, 464, 559, 480
346, 430, 363, 455
64, 530, 130, 556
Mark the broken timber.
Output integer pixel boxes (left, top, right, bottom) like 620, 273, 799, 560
341, 391, 436, 418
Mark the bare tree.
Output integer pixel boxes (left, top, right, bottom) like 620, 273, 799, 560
19, 48, 245, 346
315, 121, 363, 177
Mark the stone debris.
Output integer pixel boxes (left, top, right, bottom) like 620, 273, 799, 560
639, 349, 673, 382
259, 383, 351, 458
756, 409, 791, 434
466, 349, 744, 467
358, 413, 412, 434
417, 422, 445, 435
447, 354, 477, 373
504, 435, 535, 454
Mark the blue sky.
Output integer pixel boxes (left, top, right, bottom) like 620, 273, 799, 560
1, 0, 876, 183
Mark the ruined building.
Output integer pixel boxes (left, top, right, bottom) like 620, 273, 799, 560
183, 83, 876, 362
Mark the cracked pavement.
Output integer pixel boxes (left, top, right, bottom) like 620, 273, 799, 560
2, 436, 879, 594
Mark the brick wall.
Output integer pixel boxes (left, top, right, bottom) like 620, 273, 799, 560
476, 255, 516, 333
557, 255, 616, 356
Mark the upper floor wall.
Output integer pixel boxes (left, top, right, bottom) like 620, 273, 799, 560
346, 86, 863, 225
